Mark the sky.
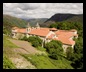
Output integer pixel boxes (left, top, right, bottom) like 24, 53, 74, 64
3, 3, 83, 19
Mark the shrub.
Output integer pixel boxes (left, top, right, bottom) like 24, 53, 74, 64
28, 36, 42, 47
37, 46, 46, 51
45, 40, 63, 60
32, 41, 40, 47
49, 49, 58, 60
20, 36, 28, 41
45, 40, 63, 53
3, 55, 16, 69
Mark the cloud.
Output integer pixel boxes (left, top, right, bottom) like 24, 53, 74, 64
3, 3, 83, 19
18, 3, 40, 10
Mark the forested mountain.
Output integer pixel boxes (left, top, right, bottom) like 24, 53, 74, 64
23, 18, 48, 26
40, 13, 83, 27
3, 14, 28, 27
3, 14, 28, 34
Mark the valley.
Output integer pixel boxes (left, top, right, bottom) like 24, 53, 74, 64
3, 13, 83, 69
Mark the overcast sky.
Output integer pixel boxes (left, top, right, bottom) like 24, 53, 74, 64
3, 3, 83, 19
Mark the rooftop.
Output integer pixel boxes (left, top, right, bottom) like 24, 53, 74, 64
12, 27, 78, 45
29, 28, 50, 37
50, 28, 57, 31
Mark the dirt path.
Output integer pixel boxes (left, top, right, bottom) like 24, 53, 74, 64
8, 39, 46, 55
7, 39, 47, 69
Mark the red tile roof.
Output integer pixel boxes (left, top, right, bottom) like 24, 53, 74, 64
53, 37, 75, 45
39, 28, 50, 31
17, 29, 26, 33
29, 28, 50, 37
57, 35, 75, 45
70, 29, 77, 32
54, 30, 76, 45
50, 28, 57, 31
12, 27, 77, 45
55, 30, 74, 38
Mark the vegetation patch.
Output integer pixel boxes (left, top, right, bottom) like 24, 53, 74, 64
3, 14, 28, 35
36, 46, 46, 51
3, 35, 19, 48
49, 57, 73, 69
21, 54, 73, 69
3, 54, 16, 69
21, 54, 57, 69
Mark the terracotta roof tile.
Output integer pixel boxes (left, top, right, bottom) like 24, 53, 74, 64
29, 28, 49, 37
53, 36, 75, 45
50, 28, 57, 31
70, 29, 77, 32
58, 35, 75, 45
17, 29, 26, 33
55, 30, 74, 38
12, 27, 77, 45
54, 30, 77, 45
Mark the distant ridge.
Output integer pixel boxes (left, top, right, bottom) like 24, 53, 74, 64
40, 13, 83, 27
23, 18, 48, 26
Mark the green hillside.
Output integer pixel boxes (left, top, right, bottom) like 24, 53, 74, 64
22, 54, 73, 69
3, 35, 18, 69
3, 14, 28, 35
65, 15, 83, 24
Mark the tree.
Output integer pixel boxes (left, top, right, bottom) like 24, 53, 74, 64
20, 36, 28, 41
70, 53, 83, 69
32, 40, 40, 47
49, 19, 83, 68
74, 37, 83, 54
28, 36, 42, 47
71, 37, 83, 69
49, 49, 58, 60
45, 40, 63, 60
67, 37, 83, 69
45, 40, 62, 52
49, 23, 57, 28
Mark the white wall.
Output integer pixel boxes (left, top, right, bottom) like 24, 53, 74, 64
62, 44, 74, 53
46, 31, 55, 38
69, 36, 73, 40
12, 29, 18, 33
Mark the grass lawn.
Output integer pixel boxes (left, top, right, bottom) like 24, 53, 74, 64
3, 35, 19, 48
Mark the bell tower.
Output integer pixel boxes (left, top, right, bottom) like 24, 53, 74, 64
36, 22, 40, 29
26, 22, 31, 33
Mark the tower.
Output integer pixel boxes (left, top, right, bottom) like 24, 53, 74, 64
27, 22, 31, 28
36, 22, 40, 29
26, 22, 31, 33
